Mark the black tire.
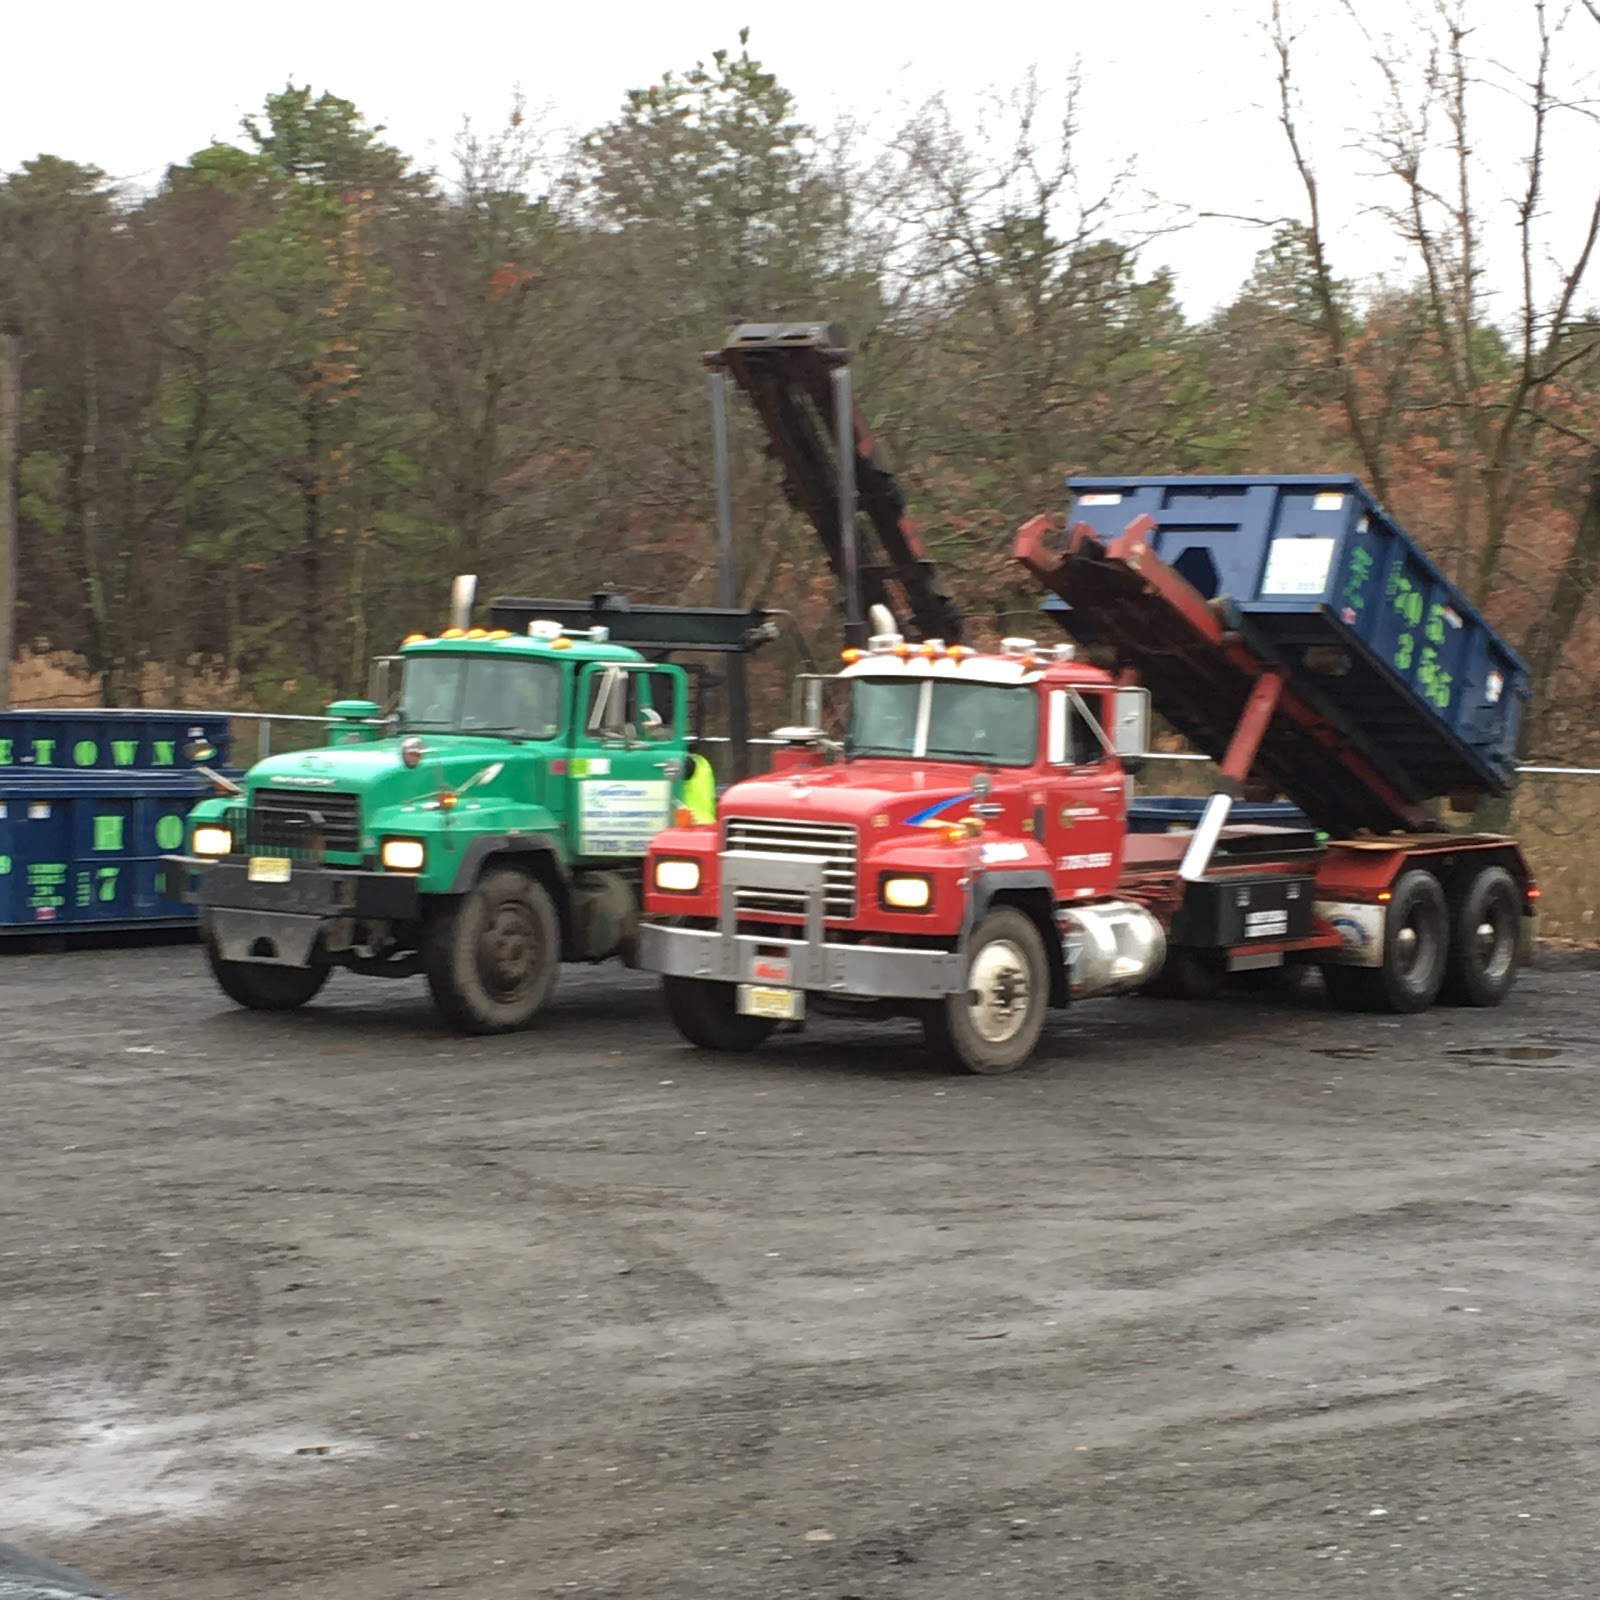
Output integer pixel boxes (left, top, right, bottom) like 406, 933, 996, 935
424, 867, 560, 1034
923, 906, 1049, 1074
1321, 869, 1448, 1013
661, 976, 777, 1052
204, 937, 330, 1011
1439, 865, 1521, 1007
1139, 949, 1227, 1000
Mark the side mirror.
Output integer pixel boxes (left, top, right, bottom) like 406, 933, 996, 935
1112, 686, 1152, 760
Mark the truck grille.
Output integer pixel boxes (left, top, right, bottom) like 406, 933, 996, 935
249, 789, 362, 856
723, 817, 858, 920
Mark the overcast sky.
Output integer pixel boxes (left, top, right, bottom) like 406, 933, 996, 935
4, 0, 1594, 317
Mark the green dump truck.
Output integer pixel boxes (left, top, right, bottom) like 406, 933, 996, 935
164, 594, 770, 1032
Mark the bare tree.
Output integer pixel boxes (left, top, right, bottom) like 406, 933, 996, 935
1272, 0, 1600, 746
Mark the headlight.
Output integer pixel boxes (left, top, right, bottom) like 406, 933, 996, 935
192, 825, 233, 857
653, 857, 702, 893
381, 838, 426, 872
881, 874, 933, 910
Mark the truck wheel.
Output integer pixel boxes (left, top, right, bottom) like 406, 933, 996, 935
1322, 869, 1448, 1013
1439, 865, 1521, 1007
424, 868, 560, 1034
661, 977, 776, 1052
923, 906, 1048, 1074
204, 940, 330, 1011
1139, 949, 1226, 1000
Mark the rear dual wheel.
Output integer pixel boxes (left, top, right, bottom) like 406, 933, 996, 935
1440, 865, 1521, 1007
1323, 864, 1520, 1014
1323, 869, 1447, 1014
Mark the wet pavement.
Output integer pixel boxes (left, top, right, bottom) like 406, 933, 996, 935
3, 946, 1599, 1597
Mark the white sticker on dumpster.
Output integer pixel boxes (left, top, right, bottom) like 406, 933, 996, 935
579, 779, 672, 857
1262, 536, 1336, 596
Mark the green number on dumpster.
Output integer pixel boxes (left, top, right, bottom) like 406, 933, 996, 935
1418, 648, 1453, 710
1341, 547, 1375, 611
1388, 573, 1424, 626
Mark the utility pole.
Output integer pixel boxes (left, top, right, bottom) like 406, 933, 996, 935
0, 326, 19, 708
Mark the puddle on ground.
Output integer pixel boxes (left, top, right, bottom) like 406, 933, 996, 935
1447, 1043, 1572, 1068
3, 1394, 374, 1535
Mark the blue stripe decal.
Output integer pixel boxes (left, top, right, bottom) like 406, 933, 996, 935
904, 793, 973, 826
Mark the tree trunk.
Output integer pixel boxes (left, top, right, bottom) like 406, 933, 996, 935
302, 387, 324, 680
1520, 448, 1600, 748
73, 312, 115, 704
0, 330, 18, 708
1473, 451, 1600, 833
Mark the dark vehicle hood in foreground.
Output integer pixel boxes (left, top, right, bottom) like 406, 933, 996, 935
0, 1544, 126, 1600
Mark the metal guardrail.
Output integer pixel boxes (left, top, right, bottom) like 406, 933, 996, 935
16, 709, 1600, 779
691, 735, 1600, 780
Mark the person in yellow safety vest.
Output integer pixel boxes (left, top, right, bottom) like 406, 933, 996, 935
681, 752, 718, 824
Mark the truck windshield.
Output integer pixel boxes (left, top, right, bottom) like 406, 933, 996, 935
846, 677, 1038, 765
398, 655, 564, 739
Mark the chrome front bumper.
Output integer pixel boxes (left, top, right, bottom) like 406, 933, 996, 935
637, 849, 961, 1001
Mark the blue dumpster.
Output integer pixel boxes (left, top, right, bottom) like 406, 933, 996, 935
0, 711, 235, 936
1050, 475, 1530, 800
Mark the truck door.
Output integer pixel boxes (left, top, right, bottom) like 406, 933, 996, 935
1043, 687, 1126, 899
571, 664, 689, 860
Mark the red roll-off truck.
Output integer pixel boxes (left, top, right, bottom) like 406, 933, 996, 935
634, 336, 1537, 1073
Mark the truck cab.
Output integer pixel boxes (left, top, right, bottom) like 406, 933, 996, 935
169, 622, 694, 1033
637, 622, 1162, 1072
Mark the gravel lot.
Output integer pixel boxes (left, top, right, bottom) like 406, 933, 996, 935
3, 944, 1599, 1599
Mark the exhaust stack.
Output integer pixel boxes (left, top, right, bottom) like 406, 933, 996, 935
449, 574, 478, 632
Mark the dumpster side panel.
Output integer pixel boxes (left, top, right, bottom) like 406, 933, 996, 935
1062, 476, 1529, 798
0, 712, 231, 937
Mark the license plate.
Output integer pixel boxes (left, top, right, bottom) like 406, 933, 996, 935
247, 857, 292, 884
737, 984, 804, 1021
